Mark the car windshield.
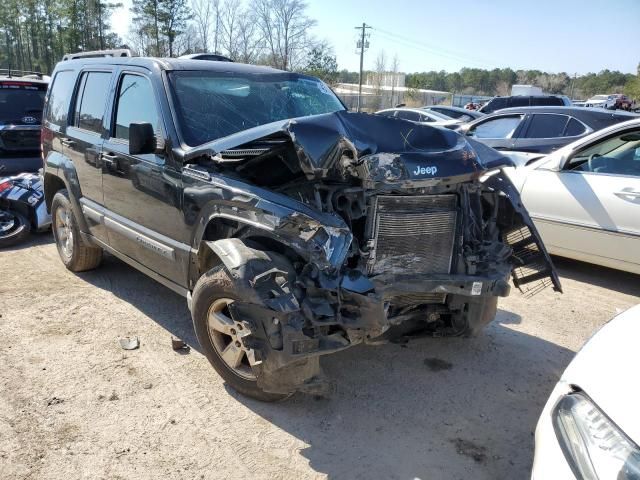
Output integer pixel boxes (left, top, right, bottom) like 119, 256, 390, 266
0, 82, 47, 124
591, 95, 608, 100
168, 71, 346, 146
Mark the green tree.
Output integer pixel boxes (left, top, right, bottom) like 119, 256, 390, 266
302, 45, 338, 84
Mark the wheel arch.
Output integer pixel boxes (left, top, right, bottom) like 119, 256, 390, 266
190, 216, 303, 288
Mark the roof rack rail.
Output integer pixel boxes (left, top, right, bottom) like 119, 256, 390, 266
0, 68, 45, 79
62, 49, 132, 61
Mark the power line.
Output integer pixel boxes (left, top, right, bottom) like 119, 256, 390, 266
371, 26, 496, 69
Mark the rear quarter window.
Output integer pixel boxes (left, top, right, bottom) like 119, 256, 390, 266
45, 70, 77, 126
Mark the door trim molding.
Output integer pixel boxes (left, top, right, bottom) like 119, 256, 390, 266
79, 197, 191, 259
532, 215, 640, 239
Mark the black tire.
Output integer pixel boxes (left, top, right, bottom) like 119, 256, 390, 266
192, 264, 290, 402
51, 189, 103, 272
0, 210, 31, 247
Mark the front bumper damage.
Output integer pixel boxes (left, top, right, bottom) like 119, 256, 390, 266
183, 111, 561, 395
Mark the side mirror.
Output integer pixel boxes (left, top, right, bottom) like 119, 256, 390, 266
129, 122, 156, 155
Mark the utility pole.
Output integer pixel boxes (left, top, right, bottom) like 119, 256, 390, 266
355, 23, 371, 112
569, 72, 577, 100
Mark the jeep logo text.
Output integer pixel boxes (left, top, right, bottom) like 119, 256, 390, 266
413, 165, 438, 176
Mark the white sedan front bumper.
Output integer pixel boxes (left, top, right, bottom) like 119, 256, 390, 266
531, 382, 576, 480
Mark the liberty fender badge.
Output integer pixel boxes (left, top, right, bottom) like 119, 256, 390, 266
413, 165, 438, 176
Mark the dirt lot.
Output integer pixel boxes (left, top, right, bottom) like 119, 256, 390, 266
1, 234, 639, 480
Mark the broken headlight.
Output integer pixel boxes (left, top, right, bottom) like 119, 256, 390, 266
553, 392, 640, 480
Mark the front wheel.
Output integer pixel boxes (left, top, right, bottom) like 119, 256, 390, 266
192, 264, 290, 402
0, 210, 31, 247
51, 190, 103, 272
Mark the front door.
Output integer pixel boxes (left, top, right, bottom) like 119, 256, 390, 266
64, 70, 113, 242
521, 127, 640, 271
101, 70, 188, 285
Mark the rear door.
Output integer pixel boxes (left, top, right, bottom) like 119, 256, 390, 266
101, 69, 187, 284
0, 79, 47, 174
64, 69, 113, 242
465, 114, 525, 150
514, 113, 583, 153
520, 127, 640, 271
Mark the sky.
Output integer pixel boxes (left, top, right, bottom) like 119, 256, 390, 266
111, 0, 640, 74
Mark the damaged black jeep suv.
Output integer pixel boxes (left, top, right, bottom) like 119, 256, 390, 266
43, 54, 561, 400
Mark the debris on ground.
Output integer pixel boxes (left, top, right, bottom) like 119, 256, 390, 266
171, 337, 190, 353
46, 397, 64, 406
119, 337, 140, 350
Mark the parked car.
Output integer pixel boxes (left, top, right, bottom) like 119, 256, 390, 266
478, 95, 571, 114
457, 106, 637, 155
42, 51, 560, 401
584, 94, 617, 109
421, 105, 484, 122
0, 171, 50, 247
0, 70, 49, 174
612, 94, 633, 111
508, 119, 640, 274
178, 52, 234, 62
375, 107, 462, 128
532, 304, 640, 479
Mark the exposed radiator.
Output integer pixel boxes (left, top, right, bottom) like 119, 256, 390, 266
368, 195, 458, 277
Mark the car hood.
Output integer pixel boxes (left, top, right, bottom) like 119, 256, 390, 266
561, 304, 640, 444
182, 110, 514, 185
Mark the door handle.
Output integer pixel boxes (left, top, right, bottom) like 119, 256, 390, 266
101, 153, 118, 165
614, 189, 640, 198
61, 138, 75, 147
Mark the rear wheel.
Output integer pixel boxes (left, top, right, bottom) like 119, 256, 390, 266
51, 190, 102, 272
0, 210, 30, 247
192, 264, 290, 402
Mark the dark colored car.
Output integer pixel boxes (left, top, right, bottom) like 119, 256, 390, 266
178, 53, 234, 62
478, 95, 571, 114
422, 105, 484, 122
42, 52, 560, 400
457, 106, 638, 154
0, 71, 48, 174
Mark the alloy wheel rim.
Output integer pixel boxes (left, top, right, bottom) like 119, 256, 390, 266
206, 297, 255, 380
0, 213, 16, 233
55, 206, 73, 258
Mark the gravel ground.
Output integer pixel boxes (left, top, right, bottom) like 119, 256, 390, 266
1, 233, 639, 480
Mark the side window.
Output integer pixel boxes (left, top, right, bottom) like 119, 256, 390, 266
75, 72, 111, 134
45, 70, 76, 126
376, 110, 396, 117
565, 130, 640, 177
419, 113, 434, 122
510, 96, 529, 107
433, 108, 457, 118
396, 110, 420, 122
564, 118, 587, 137
470, 115, 523, 139
114, 74, 159, 140
523, 114, 569, 138
484, 97, 508, 113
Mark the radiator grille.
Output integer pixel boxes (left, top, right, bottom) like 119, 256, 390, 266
504, 226, 554, 297
369, 195, 457, 276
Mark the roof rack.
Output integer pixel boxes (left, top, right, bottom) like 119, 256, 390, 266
0, 68, 45, 79
62, 49, 132, 61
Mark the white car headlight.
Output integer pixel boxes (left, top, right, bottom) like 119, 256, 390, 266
553, 392, 640, 479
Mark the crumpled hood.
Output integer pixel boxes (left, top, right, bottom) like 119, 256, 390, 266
182, 110, 514, 183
